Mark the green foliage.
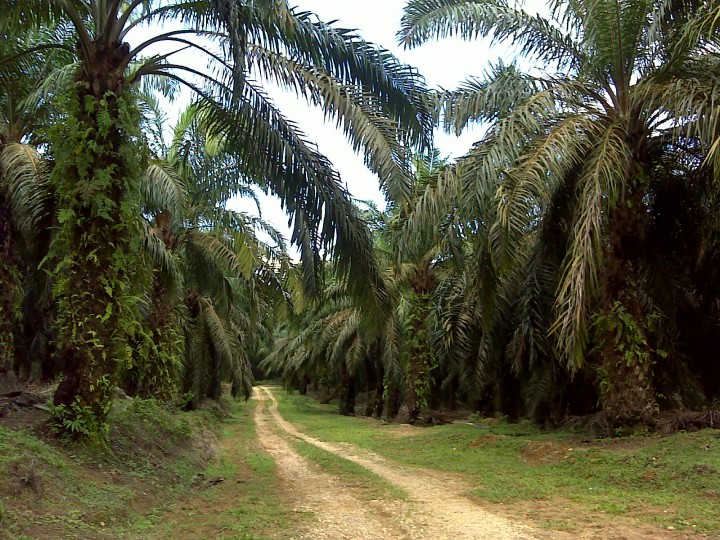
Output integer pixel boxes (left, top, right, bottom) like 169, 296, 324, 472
404, 291, 434, 408
0, 397, 221, 538
49, 399, 110, 443
130, 312, 184, 401
593, 301, 662, 370
111, 397, 193, 440
0, 0, 434, 437
47, 86, 147, 435
3, 0, 720, 436
387, 0, 720, 425
175, 391, 196, 411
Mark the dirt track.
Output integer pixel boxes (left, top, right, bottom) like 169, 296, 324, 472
254, 385, 542, 540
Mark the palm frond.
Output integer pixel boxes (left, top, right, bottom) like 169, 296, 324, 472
0, 142, 52, 236
399, 0, 582, 69
553, 122, 631, 369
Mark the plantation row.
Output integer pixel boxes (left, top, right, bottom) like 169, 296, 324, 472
1, 0, 719, 438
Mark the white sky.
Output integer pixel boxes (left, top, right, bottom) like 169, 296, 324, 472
225, 0, 544, 246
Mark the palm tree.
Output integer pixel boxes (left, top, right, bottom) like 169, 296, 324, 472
388, 152, 451, 423
400, 0, 720, 426
130, 104, 296, 403
0, 35, 58, 387
1, 0, 431, 433
261, 274, 399, 416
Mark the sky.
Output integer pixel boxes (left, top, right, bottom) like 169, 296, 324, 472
227, 0, 505, 240
226, 0, 546, 247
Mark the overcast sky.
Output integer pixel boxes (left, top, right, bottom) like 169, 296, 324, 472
228, 0, 542, 246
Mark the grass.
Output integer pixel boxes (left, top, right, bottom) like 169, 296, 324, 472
0, 395, 306, 540
129, 399, 305, 540
274, 388, 720, 536
292, 440, 408, 501
0, 398, 220, 540
5, 388, 718, 537
0, 423, 138, 539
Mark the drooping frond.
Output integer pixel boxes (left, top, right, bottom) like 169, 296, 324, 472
0, 142, 52, 236
553, 122, 631, 368
140, 220, 181, 283
142, 162, 187, 220
399, 0, 582, 69
200, 85, 389, 315
435, 62, 541, 135
286, 10, 433, 149
185, 229, 253, 281
248, 44, 413, 203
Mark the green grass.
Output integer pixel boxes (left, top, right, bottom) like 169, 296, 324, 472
274, 388, 720, 536
0, 398, 220, 539
129, 400, 305, 540
292, 440, 408, 501
0, 424, 134, 539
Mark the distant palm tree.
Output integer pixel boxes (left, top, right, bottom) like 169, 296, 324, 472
388, 152, 452, 423
135, 108, 292, 404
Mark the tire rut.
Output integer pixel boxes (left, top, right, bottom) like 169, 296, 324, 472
256, 386, 544, 540
253, 387, 411, 539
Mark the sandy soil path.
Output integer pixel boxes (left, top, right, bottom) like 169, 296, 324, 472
255, 386, 542, 540
253, 387, 410, 539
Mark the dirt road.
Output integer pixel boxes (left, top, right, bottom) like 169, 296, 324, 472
254, 385, 542, 540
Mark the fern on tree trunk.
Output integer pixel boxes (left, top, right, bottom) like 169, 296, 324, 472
50, 41, 145, 438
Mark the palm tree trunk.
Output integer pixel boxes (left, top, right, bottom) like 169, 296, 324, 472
385, 381, 401, 419
397, 290, 432, 424
208, 353, 222, 401
599, 186, 657, 428
338, 361, 356, 415
319, 383, 335, 404
371, 359, 385, 418
0, 192, 18, 391
598, 290, 657, 428
298, 374, 310, 395
397, 360, 423, 423
132, 213, 181, 400
137, 280, 181, 400
363, 355, 377, 416
51, 41, 143, 435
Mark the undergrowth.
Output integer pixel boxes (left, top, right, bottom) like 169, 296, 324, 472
0, 397, 221, 539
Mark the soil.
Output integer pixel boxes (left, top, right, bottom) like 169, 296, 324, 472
1, 388, 706, 539
253, 386, 702, 540
255, 386, 544, 540
254, 387, 410, 539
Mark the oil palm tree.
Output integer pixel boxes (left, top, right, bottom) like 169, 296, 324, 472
1, 0, 431, 433
0, 34, 59, 386
388, 152, 452, 423
400, 0, 720, 426
261, 276, 399, 416
132, 104, 295, 403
